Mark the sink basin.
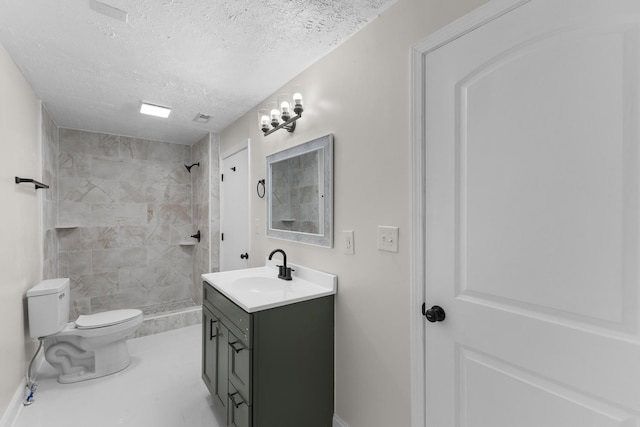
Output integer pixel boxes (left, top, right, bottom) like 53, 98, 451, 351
232, 277, 287, 293
202, 258, 337, 312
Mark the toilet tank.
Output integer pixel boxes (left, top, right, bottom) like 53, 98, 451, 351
27, 278, 70, 338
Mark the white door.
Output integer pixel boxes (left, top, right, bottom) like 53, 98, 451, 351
220, 146, 249, 271
413, 0, 640, 425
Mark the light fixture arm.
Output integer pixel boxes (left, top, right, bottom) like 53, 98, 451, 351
262, 112, 302, 136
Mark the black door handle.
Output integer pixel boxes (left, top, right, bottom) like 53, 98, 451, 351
422, 303, 446, 323
240, 253, 249, 259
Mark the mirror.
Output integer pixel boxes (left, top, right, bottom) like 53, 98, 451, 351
266, 134, 333, 247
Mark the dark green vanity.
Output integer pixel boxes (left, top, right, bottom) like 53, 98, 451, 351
202, 282, 335, 427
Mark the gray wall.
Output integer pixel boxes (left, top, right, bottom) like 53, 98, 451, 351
56, 129, 197, 318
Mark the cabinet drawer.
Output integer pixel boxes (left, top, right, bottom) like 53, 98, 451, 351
228, 382, 252, 427
203, 283, 252, 346
228, 330, 251, 404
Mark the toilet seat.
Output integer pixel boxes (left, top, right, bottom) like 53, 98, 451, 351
75, 309, 142, 329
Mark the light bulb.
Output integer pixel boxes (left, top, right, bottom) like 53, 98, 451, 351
280, 101, 291, 115
260, 115, 270, 127
293, 93, 303, 106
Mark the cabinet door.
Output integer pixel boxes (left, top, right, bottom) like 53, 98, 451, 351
228, 330, 251, 404
215, 322, 229, 415
228, 382, 251, 427
202, 305, 217, 394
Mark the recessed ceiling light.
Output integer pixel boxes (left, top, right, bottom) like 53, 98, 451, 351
140, 102, 171, 118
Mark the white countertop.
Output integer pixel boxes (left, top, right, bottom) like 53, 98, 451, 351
201, 259, 337, 313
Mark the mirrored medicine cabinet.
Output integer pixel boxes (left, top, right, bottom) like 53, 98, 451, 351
266, 134, 333, 247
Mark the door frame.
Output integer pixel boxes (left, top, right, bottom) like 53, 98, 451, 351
409, 1, 531, 426
220, 139, 250, 271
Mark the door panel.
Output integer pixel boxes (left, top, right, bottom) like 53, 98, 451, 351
420, 0, 640, 425
458, 25, 636, 328
459, 348, 636, 427
221, 146, 249, 271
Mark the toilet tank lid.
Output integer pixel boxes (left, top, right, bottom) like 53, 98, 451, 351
75, 309, 143, 329
27, 278, 71, 297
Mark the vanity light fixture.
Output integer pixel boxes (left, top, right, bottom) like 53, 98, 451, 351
140, 102, 172, 118
259, 91, 304, 136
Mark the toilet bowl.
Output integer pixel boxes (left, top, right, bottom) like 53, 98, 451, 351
27, 278, 143, 383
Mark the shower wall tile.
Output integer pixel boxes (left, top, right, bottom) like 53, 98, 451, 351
59, 129, 119, 157
209, 134, 220, 274
59, 250, 92, 277
90, 292, 157, 313
191, 134, 212, 303
92, 247, 148, 274
58, 178, 119, 203
120, 136, 191, 164
58, 152, 91, 178
70, 297, 91, 320
42, 107, 59, 280
58, 202, 92, 227
171, 223, 195, 244
54, 129, 215, 328
91, 157, 134, 180
155, 204, 192, 226
72, 272, 119, 299
91, 203, 148, 226
56, 129, 197, 317
58, 227, 100, 251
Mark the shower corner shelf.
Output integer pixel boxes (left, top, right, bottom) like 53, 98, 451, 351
179, 241, 196, 246
55, 225, 79, 230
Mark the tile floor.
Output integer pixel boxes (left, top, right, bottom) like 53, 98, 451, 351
14, 324, 224, 427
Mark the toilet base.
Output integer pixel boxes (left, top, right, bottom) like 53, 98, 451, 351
44, 334, 134, 384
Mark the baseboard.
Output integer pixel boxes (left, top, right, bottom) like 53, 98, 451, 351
333, 414, 351, 427
0, 380, 25, 427
0, 351, 45, 427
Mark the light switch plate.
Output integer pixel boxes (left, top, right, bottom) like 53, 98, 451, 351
343, 230, 355, 254
378, 226, 399, 252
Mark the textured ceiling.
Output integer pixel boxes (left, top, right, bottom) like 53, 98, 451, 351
0, 0, 396, 144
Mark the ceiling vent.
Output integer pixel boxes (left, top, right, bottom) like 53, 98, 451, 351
193, 113, 212, 124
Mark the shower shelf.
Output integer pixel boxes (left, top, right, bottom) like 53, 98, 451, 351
55, 225, 79, 230
179, 241, 196, 246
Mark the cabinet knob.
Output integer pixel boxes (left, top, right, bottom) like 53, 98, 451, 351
240, 253, 249, 259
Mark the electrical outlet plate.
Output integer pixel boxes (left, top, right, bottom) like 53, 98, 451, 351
378, 226, 399, 252
343, 230, 354, 254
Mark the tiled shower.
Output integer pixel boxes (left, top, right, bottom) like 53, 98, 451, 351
41, 107, 219, 336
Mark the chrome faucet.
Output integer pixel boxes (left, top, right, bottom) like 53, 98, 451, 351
268, 249, 293, 281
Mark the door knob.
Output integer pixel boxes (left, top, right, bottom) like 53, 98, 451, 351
422, 303, 446, 323
240, 253, 249, 259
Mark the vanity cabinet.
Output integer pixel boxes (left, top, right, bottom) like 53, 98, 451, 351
202, 282, 334, 427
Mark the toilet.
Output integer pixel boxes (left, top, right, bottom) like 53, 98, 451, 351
27, 278, 143, 384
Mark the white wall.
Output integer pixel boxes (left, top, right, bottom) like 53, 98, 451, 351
0, 44, 43, 415
219, 0, 489, 425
